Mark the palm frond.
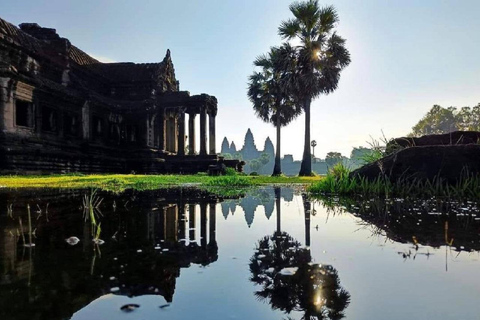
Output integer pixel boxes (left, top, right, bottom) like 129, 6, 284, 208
317, 5, 339, 34
247, 44, 302, 127
254, 53, 272, 69
290, 0, 320, 31
326, 32, 351, 68
278, 19, 301, 39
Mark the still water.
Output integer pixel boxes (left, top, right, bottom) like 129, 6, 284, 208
1, 187, 479, 320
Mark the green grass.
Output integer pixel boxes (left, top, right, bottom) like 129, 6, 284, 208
0, 173, 320, 192
204, 175, 253, 187
308, 163, 480, 199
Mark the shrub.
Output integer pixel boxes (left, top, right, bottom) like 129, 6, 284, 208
225, 167, 237, 176
359, 149, 384, 164
205, 175, 253, 187
329, 163, 350, 180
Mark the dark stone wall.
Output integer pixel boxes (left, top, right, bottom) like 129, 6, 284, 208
0, 17, 235, 175
352, 144, 480, 183
386, 131, 480, 154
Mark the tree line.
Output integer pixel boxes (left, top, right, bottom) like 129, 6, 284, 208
410, 104, 480, 137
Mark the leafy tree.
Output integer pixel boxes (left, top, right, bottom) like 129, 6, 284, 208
350, 147, 371, 164
456, 106, 473, 131
455, 105, 480, 131
349, 146, 385, 166
248, 45, 302, 176
233, 152, 243, 161
411, 104, 480, 136
411, 105, 457, 136
249, 159, 262, 172
472, 104, 480, 129
220, 153, 233, 160
259, 152, 271, 166
279, 0, 351, 176
325, 152, 344, 168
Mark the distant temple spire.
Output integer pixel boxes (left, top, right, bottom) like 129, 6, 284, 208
221, 137, 230, 154
230, 141, 237, 153
263, 137, 274, 156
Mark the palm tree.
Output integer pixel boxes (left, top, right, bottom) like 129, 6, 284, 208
248, 44, 302, 176
249, 232, 351, 319
279, 0, 351, 176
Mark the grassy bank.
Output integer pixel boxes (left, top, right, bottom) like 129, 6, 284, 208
308, 163, 480, 199
0, 173, 321, 192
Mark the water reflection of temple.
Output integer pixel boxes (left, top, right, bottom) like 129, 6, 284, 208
221, 187, 294, 227
0, 188, 227, 320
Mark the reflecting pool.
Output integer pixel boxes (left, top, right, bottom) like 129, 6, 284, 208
0, 187, 479, 319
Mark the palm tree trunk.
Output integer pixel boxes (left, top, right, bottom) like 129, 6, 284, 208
302, 193, 311, 247
274, 187, 281, 233
272, 117, 282, 176
299, 98, 312, 176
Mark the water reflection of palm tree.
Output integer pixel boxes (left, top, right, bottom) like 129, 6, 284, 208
275, 187, 281, 233
250, 232, 350, 319
302, 193, 311, 247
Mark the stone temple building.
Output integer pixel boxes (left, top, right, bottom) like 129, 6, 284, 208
221, 128, 274, 161
0, 18, 242, 174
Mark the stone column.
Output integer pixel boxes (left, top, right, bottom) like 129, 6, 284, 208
82, 101, 90, 140
58, 109, 64, 138
208, 113, 216, 155
170, 114, 178, 153
178, 109, 185, 156
178, 204, 186, 242
200, 203, 207, 248
159, 110, 165, 150
209, 203, 216, 243
0, 78, 14, 131
146, 114, 155, 147
152, 113, 160, 148
159, 208, 165, 241
199, 108, 207, 156
0, 78, 9, 132
189, 204, 196, 242
188, 113, 196, 155
34, 96, 41, 134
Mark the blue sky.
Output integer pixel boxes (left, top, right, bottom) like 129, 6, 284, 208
3, 0, 480, 159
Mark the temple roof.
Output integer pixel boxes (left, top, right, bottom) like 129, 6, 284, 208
0, 16, 216, 113
68, 45, 100, 65
85, 62, 165, 83
0, 18, 98, 65
0, 17, 174, 84
0, 18, 43, 52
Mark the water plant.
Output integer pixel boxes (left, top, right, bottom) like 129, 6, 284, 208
83, 189, 103, 223
93, 223, 103, 245
18, 216, 26, 245
83, 189, 105, 240
15, 204, 36, 247
26, 204, 33, 247
7, 203, 13, 218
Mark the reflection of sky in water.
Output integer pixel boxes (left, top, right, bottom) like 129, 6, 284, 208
0, 188, 479, 320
